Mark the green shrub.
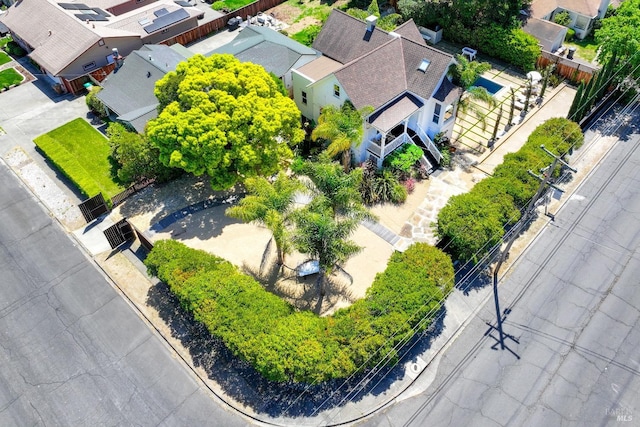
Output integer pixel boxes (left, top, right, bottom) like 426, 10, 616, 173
211, 1, 226, 10
291, 25, 322, 47
435, 118, 583, 262
4, 41, 26, 58
86, 86, 108, 118
553, 11, 571, 26
475, 25, 540, 71
145, 240, 454, 383
565, 28, 576, 42
383, 143, 423, 173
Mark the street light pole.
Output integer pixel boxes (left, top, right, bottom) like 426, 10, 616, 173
490, 145, 576, 350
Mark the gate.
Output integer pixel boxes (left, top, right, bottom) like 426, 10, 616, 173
78, 193, 109, 223
103, 218, 134, 249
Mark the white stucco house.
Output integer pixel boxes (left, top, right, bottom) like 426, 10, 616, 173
291, 10, 461, 171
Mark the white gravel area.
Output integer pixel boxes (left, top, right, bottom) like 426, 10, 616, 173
4, 147, 85, 230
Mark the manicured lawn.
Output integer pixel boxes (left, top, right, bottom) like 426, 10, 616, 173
565, 36, 599, 63
0, 51, 11, 66
0, 68, 23, 89
34, 118, 125, 200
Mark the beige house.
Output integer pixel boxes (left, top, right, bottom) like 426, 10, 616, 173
0, 0, 202, 93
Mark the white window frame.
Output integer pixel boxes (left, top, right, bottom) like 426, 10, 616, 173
333, 84, 340, 98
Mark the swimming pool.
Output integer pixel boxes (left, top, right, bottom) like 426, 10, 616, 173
472, 76, 505, 96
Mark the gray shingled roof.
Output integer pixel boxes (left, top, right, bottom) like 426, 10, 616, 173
522, 17, 567, 51
312, 11, 393, 64
369, 94, 423, 132
0, 0, 102, 75
393, 20, 426, 46
433, 76, 463, 104
97, 45, 191, 132
209, 26, 316, 77
317, 10, 454, 111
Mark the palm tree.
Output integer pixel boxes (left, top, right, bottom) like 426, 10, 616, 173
226, 172, 303, 265
291, 197, 362, 296
300, 158, 374, 221
312, 101, 373, 172
449, 54, 497, 142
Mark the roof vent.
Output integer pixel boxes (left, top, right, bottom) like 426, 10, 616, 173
365, 15, 377, 32
418, 59, 430, 72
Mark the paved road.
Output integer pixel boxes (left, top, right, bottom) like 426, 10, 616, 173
366, 117, 640, 425
0, 164, 248, 426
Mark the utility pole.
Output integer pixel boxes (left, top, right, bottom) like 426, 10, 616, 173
490, 145, 576, 351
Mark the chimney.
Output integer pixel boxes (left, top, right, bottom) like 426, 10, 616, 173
366, 15, 377, 32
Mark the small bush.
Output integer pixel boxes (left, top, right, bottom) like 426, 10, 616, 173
211, 1, 225, 10
565, 28, 576, 42
553, 11, 571, 27
383, 143, 423, 173
86, 86, 108, 119
4, 41, 26, 58
403, 177, 416, 194
291, 25, 322, 47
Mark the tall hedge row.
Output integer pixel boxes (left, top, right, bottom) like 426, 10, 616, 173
436, 118, 584, 262
145, 240, 454, 383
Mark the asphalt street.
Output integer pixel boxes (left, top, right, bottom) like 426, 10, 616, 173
0, 164, 248, 426
367, 114, 640, 426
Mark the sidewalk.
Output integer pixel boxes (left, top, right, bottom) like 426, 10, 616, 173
1, 82, 588, 426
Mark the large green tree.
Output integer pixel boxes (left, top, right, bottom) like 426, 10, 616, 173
596, 0, 640, 78
226, 173, 303, 265
107, 122, 178, 185
146, 54, 305, 190
311, 101, 372, 172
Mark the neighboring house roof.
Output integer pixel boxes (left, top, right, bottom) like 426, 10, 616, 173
96, 44, 192, 132
530, 0, 604, 18
0, 0, 200, 75
1, 0, 106, 75
208, 26, 317, 77
311, 10, 454, 111
296, 55, 343, 82
522, 17, 567, 51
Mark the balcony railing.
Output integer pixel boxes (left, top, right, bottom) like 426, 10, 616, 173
367, 132, 407, 158
415, 125, 442, 164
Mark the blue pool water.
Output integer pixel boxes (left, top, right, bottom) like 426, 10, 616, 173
472, 77, 505, 96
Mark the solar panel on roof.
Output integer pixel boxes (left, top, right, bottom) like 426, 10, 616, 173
75, 13, 108, 21
154, 8, 169, 17
59, 3, 89, 9
143, 8, 189, 34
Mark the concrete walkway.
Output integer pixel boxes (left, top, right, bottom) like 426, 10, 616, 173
396, 84, 576, 247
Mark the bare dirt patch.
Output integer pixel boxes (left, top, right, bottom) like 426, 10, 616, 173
286, 16, 321, 34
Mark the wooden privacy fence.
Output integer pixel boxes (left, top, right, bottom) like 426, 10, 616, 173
537, 50, 598, 84
161, 0, 286, 46
110, 178, 156, 208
